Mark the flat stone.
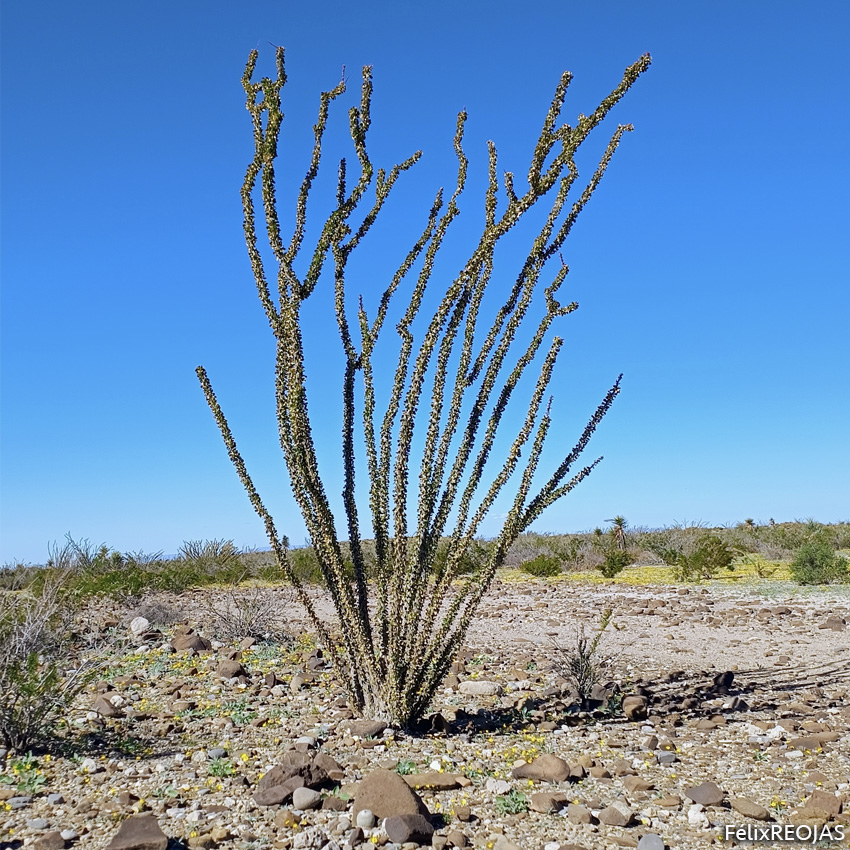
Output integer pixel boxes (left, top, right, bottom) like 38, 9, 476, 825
684, 781, 725, 806
511, 754, 570, 783
104, 813, 168, 850
529, 791, 569, 813
623, 775, 654, 792
730, 797, 771, 820
459, 680, 503, 696
637, 834, 665, 850
404, 772, 464, 790
345, 719, 388, 738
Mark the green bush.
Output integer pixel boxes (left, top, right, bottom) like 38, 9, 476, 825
672, 533, 734, 581
790, 541, 849, 585
597, 549, 633, 579
520, 554, 562, 577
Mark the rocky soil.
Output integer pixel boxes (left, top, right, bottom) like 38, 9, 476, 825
2, 575, 849, 850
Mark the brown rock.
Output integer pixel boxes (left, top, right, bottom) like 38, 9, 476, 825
352, 768, 429, 819
622, 695, 648, 721
105, 813, 168, 850
33, 833, 66, 850
446, 829, 469, 847
253, 754, 330, 806
529, 791, 569, 813
730, 797, 771, 821
384, 813, 435, 844
567, 803, 593, 824
345, 719, 388, 738
511, 754, 570, 783
170, 630, 211, 652
453, 804, 472, 822
623, 775, 654, 793
93, 693, 122, 717
684, 781, 725, 806
805, 790, 842, 817
216, 659, 247, 679
598, 801, 634, 827
404, 772, 463, 790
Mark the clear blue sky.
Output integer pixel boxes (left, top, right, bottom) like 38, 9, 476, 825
2, 1, 848, 565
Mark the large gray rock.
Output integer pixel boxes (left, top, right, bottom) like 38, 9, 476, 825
352, 768, 429, 819
104, 813, 168, 850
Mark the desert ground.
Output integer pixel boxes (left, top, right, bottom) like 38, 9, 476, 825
2, 573, 849, 850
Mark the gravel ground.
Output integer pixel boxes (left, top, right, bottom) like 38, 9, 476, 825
2, 573, 848, 850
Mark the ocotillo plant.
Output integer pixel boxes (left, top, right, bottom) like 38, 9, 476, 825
197, 48, 650, 727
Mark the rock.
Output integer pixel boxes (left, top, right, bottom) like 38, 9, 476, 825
446, 829, 469, 847
804, 790, 842, 816
687, 803, 709, 828
454, 805, 472, 822
730, 798, 770, 820
684, 781, 726, 806
33, 832, 65, 850
384, 813, 435, 844
345, 719, 388, 738
491, 837, 522, 850
207, 747, 227, 759
819, 616, 846, 631
216, 659, 247, 679
93, 693, 122, 717
355, 808, 376, 828
485, 778, 512, 795
511, 754, 570, 783
292, 787, 323, 810
529, 791, 569, 813
60, 830, 78, 841
47, 793, 65, 805
290, 672, 310, 691
623, 775, 654, 792
105, 813, 168, 850
170, 629, 211, 653
458, 680, 503, 696
622, 695, 648, 721
129, 616, 150, 636
598, 801, 634, 827
274, 809, 299, 829
567, 803, 593, 824
352, 768, 429, 819
403, 772, 464, 790
253, 753, 330, 806
637, 834, 665, 850
27, 817, 50, 829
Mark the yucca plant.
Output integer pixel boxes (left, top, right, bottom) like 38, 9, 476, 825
197, 48, 650, 727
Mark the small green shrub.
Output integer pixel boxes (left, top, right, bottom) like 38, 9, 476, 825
0, 752, 47, 794
395, 758, 416, 775
790, 541, 848, 585
208, 757, 235, 777
551, 608, 614, 706
597, 548, 633, 579
520, 554, 561, 577
494, 790, 529, 814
